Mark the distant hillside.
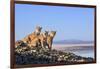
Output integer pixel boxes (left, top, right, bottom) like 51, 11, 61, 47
53, 40, 94, 44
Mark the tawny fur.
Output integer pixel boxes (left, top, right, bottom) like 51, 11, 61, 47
46, 31, 56, 50
15, 26, 56, 50
20, 26, 42, 47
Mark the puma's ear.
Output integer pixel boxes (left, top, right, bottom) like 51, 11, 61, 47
51, 31, 56, 34
45, 31, 49, 34
35, 26, 42, 30
55, 31, 57, 33
53, 31, 56, 33
54, 31, 56, 34
39, 27, 42, 30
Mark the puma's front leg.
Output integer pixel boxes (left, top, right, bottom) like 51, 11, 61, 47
48, 42, 52, 50
41, 41, 46, 51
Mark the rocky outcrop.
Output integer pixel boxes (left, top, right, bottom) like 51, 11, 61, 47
15, 42, 94, 65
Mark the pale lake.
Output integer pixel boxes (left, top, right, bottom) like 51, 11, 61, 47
52, 43, 94, 58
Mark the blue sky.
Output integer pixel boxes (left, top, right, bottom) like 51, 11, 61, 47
15, 4, 94, 41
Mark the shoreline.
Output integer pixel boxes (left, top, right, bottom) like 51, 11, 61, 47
52, 43, 94, 48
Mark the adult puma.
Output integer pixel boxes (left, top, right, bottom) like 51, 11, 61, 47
46, 31, 56, 50
28, 31, 56, 50
22, 26, 42, 44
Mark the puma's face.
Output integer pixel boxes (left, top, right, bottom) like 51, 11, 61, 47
44, 31, 49, 36
36, 26, 42, 31
49, 31, 56, 37
42, 31, 48, 38
35, 26, 42, 35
